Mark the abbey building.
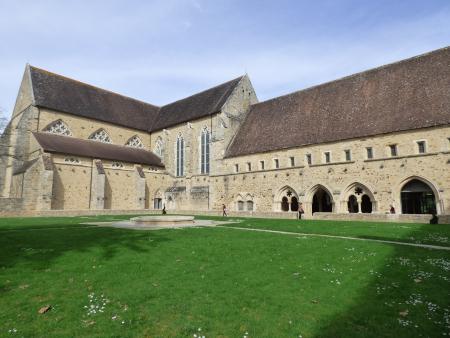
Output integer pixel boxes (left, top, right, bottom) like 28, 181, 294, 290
1, 47, 449, 222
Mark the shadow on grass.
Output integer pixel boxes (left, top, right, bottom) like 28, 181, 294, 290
213, 217, 450, 247
0, 224, 170, 275
314, 226, 450, 337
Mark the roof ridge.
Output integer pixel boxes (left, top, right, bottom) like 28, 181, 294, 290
29, 65, 160, 109
252, 45, 450, 107
151, 75, 244, 131
160, 75, 244, 108
212, 75, 245, 113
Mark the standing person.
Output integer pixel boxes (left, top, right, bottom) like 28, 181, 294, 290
298, 203, 305, 219
162, 204, 167, 215
222, 204, 228, 217
389, 205, 395, 214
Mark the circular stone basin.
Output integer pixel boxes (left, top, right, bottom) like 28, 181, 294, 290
130, 215, 194, 226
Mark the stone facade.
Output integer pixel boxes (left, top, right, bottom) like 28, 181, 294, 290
1, 51, 450, 223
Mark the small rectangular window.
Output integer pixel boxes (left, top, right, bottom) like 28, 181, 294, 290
417, 141, 426, 154
345, 150, 351, 161
274, 159, 279, 169
247, 162, 251, 171
324, 152, 331, 163
234, 164, 239, 173
366, 147, 373, 159
389, 144, 398, 157
260, 160, 265, 170
306, 154, 312, 165
289, 157, 295, 167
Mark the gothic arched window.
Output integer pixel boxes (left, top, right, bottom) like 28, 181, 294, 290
200, 127, 210, 174
176, 134, 184, 177
89, 129, 112, 143
43, 120, 72, 136
154, 137, 164, 158
126, 135, 144, 148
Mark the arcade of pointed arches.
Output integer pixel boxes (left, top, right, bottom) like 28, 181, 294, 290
235, 193, 255, 212
273, 177, 440, 215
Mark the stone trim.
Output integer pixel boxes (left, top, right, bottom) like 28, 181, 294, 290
309, 161, 355, 168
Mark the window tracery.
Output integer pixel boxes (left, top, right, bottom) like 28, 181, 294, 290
89, 129, 112, 143
43, 120, 72, 136
126, 135, 144, 148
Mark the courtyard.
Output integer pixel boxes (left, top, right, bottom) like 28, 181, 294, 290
0, 215, 449, 337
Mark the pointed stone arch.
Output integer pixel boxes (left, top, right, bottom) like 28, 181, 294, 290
126, 135, 144, 148
235, 193, 245, 211
153, 189, 163, 210
397, 176, 441, 215
154, 136, 164, 158
274, 186, 299, 212
43, 119, 72, 136
340, 182, 377, 213
305, 184, 334, 214
89, 129, 112, 143
245, 193, 255, 212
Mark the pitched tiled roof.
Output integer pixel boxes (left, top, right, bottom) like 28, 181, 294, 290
33, 132, 164, 167
29, 66, 243, 132
226, 46, 450, 158
30, 66, 160, 131
151, 76, 243, 131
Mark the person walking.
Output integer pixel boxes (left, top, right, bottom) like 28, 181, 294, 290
222, 204, 228, 217
298, 203, 305, 219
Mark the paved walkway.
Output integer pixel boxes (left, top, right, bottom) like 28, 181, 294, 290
217, 226, 450, 251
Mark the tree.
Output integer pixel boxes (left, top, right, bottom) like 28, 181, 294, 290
0, 106, 8, 135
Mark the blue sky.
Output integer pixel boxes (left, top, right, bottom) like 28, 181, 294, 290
1, 0, 449, 118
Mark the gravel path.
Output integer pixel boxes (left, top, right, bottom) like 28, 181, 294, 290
217, 226, 450, 251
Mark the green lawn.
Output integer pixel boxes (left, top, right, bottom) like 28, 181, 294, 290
0, 215, 449, 337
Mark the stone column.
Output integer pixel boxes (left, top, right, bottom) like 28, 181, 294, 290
38, 154, 54, 210
90, 160, 105, 210
135, 166, 146, 209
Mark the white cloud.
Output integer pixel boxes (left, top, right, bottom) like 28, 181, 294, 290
0, 1, 449, 118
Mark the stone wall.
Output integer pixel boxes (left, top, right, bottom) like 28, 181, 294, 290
218, 125, 450, 216
311, 212, 435, 224
51, 155, 92, 210
38, 109, 151, 149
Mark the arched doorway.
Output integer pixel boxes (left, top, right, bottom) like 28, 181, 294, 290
291, 196, 299, 212
348, 195, 358, 213
281, 197, 289, 211
312, 188, 333, 213
401, 179, 437, 214
361, 195, 372, 213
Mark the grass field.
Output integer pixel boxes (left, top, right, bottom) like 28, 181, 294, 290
0, 215, 449, 337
